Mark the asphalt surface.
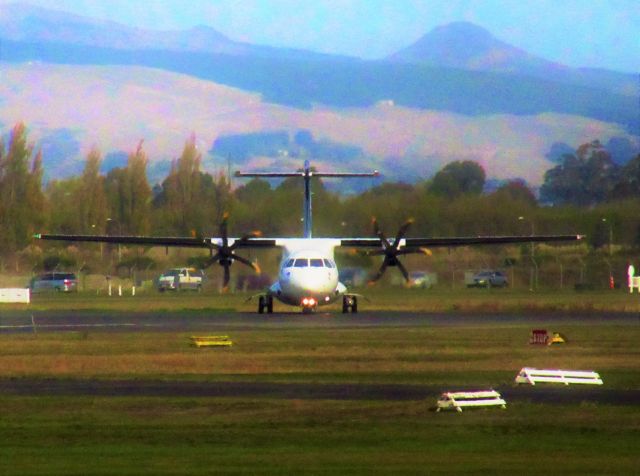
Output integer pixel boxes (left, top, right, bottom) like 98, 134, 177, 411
0, 378, 638, 406
1, 310, 638, 406
1, 309, 638, 333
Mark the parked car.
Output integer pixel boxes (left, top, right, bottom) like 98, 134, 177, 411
338, 267, 368, 287
468, 270, 508, 288
157, 267, 204, 291
408, 271, 434, 289
29, 272, 78, 293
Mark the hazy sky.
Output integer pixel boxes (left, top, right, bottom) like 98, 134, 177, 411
1, 0, 639, 72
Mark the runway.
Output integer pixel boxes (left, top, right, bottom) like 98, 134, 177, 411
1, 309, 637, 333
1, 310, 638, 407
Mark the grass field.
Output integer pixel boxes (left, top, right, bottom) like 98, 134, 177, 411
11, 286, 640, 313
2, 396, 638, 475
1, 291, 639, 474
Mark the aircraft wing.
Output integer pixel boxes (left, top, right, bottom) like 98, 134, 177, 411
340, 234, 584, 249
33, 233, 278, 248
34, 233, 583, 249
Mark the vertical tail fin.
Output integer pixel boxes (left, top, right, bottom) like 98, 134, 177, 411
303, 160, 312, 238
235, 161, 379, 238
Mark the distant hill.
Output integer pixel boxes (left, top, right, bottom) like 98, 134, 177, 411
0, 2, 337, 61
388, 22, 637, 97
0, 4, 636, 129
2, 38, 637, 133
389, 22, 550, 73
1, 63, 635, 187
0, 3, 638, 187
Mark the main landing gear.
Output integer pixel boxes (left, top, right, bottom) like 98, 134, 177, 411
258, 294, 273, 314
342, 294, 358, 313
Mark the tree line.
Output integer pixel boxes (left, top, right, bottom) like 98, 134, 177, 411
1, 123, 640, 271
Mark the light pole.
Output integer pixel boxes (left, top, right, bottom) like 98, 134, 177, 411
106, 218, 122, 263
602, 218, 613, 288
518, 216, 537, 290
602, 218, 612, 256
92, 224, 104, 258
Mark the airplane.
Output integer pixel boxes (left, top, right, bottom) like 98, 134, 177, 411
34, 160, 583, 314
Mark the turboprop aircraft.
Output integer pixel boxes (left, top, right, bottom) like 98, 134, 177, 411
34, 160, 583, 313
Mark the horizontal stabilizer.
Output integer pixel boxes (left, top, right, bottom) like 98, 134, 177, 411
234, 171, 379, 178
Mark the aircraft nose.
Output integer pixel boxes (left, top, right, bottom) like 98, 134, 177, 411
285, 269, 335, 295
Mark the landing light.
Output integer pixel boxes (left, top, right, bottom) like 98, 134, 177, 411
302, 297, 317, 307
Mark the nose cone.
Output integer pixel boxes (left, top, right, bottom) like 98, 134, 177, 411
283, 268, 337, 297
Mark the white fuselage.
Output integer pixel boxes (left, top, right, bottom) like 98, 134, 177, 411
268, 239, 346, 307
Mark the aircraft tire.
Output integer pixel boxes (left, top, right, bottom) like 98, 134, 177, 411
258, 295, 265, 314
342, 295, 358, 313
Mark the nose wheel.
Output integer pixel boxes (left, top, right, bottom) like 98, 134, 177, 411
342, 295, 358, 313
258, 294, 273, 314
301, 304, 316, 314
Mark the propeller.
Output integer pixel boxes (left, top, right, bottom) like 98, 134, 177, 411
204, 212, 261, 289
367, 217, 428, 284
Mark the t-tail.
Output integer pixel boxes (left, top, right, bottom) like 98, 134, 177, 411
235, 160, 379, 238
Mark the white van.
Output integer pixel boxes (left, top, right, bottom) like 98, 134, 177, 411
157, 268, 204, 291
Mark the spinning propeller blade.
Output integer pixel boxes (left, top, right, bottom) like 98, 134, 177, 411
203, 213, 261, 288
368, 217, 416, 284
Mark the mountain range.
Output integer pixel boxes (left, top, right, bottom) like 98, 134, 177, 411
0, 2, 638, 187
0, 3, 340, 61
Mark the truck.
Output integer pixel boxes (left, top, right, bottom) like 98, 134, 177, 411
157, 268, 204, 292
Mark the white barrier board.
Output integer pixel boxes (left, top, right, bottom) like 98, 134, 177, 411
0, 288, 30, 304
436, 390, 507, 412
515, 367, 602, 385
